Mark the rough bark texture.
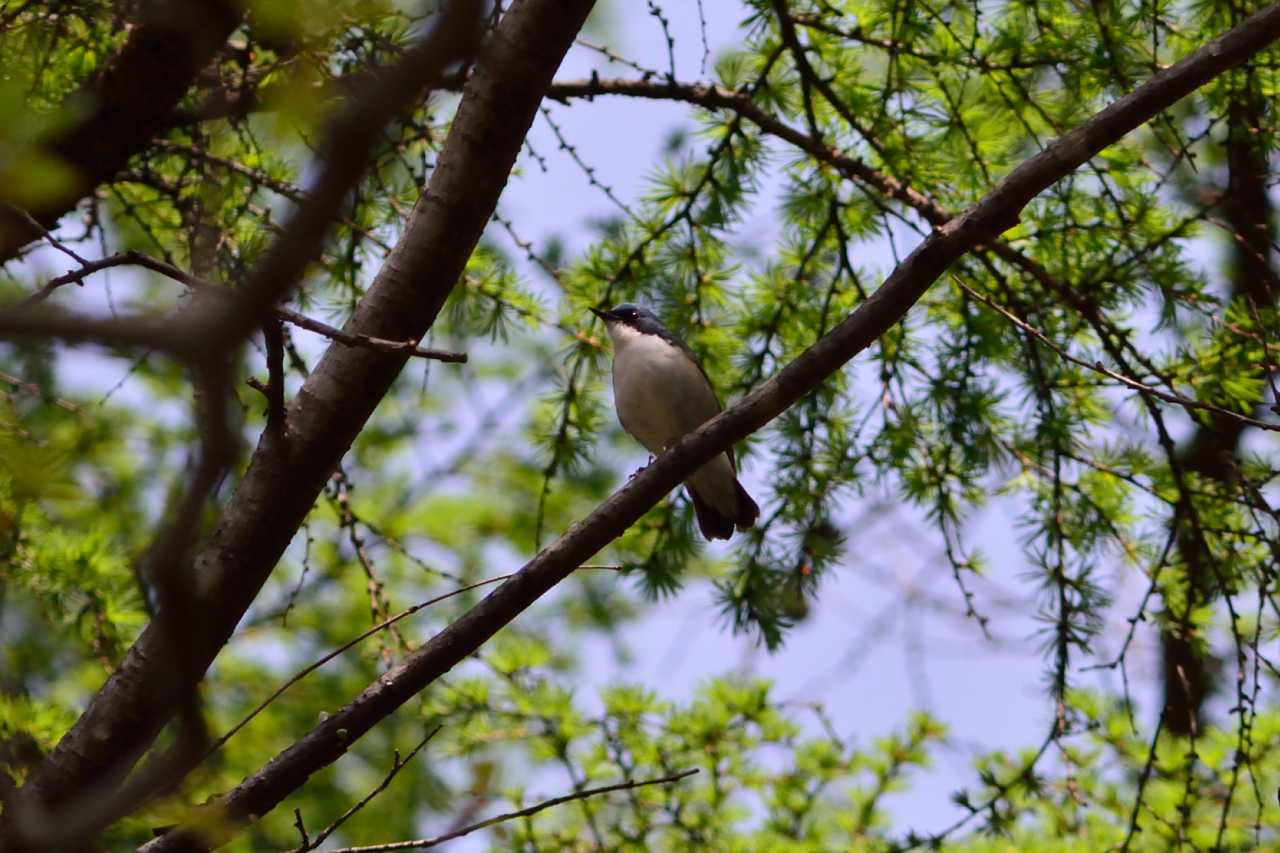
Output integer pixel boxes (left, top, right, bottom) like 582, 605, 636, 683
5, 0, 591, 832
0, 0, 241, 260
1162, 82, 1278, 736
140, 5, 1280, 849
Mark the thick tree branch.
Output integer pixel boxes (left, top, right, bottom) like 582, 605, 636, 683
139, 5, 1280, 850
2, 0, 597, 840
0, 0, 242, 260
544, 74, 1247, 412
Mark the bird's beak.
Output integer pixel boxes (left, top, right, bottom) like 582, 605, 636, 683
590, 306, 613, 322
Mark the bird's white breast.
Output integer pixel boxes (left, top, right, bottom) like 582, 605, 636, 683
607, 323, 740, 516
609, 325, 722, 456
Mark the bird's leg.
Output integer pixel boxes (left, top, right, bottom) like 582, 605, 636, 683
627, 453, 658, 480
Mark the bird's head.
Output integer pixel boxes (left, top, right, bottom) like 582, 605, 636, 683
589, 303, 666, 345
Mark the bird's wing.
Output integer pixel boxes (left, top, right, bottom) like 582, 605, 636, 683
664, 335, 736, 473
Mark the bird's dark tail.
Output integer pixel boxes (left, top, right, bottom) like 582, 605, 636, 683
690, 479, 759, 541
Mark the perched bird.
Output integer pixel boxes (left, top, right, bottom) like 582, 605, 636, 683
591, 303, 759, 540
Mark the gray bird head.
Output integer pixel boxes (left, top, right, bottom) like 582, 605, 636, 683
589, 303, 666, 336
590, 303, 698, 362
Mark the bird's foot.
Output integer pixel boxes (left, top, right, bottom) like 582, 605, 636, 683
627, 455, 657, 480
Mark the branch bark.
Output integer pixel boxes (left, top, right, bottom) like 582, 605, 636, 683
0, 0, 241, 260
139, 4, 1280, 850
1, 0, 597, 843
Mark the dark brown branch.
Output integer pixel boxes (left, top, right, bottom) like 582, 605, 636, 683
319, 768, 698, 853
139, 6, 1280, 850
544, 77, 954, 227
544, 74, 1247, 410
0, 203, 90, 266
274, 308, 468, 363
0, 0, 242, 260
3, 0, 595, 840
291, 810, 309, 851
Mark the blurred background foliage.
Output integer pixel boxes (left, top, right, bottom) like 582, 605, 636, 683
1, 0, 1279, 849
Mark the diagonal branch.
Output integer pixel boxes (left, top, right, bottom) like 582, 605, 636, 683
139, 5, 1280, 850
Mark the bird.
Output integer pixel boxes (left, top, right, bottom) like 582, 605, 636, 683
590, 303, 759, 540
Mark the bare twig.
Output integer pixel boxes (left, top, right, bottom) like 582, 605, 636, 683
206, 575, 513, 761
17, 250, 467, 363
321, 768, 699, 852
956, 277, 1280, 432
294, 728, 441, 852
205, 566, 621, 764
261, 319, 287, 438
276, 308, 467, 363
0, 370, 84, 414
291, 810, 309, 850
1, 203, 89, 266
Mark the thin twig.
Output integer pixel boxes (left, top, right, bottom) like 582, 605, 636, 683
955, 277, 1280, 432
292, 809, 310, 850
204, 575, 513, 760
19, 250, 468, 363
205, 566, 622, 761
2, 202, 89, 266
321, 768, 699, 852
276, 307, 467, 363
294, 728, 442, 852
0, 370, 84, 413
